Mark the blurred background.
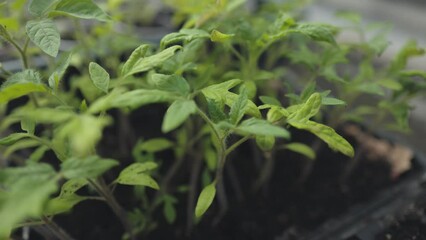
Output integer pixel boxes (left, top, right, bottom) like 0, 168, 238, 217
304, 0, 426, 154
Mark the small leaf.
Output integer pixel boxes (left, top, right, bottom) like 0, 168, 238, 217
378, 79, 402, 91
149, 74, 190, 95
49, 51, 72, 90
236, 118, 290, 138
229, 88, 248, 124
21, 118, 35, 134
160, 29, 210, 48
26, 19, 60, 57
89, 89, 179, 113
289, 23, 337, 45
136, 138, 174, 153
116, 162, 159, 189
0, 70, 47, 104
59, 178, 88, 198
201, 79, 242, 97
51, 0, 110, 21
163, 200, 177, 224
0, 25, 13, 42
121, 45, 181, 77
322, 97, 346, 106
89, 62, 110, 93
162, 100, 197, 133
259, 96, 281, 106
210, 29, 234, 42
44, 194, 87, 215
0, 133, 28, 146
195, 182, 216, 218
288, 93, 322, 122
61, 156, 119, 179
288, 120, 354, 157
284, 143, 316, 160
121, 44, 150, 76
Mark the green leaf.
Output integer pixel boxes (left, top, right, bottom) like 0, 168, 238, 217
288, 93, 322, 122
0, 177, 57, 237
3, 139, 40, 158
89, 62, 110, 93
56, 115, 111, 156
356, 83, 384, 96
390, 40, 425, 73
89, 89, 179, 113
0, 70, 47, 104
204, 143, 217, 170
44, 194, 87, 216
163, 200, 177, 224
206, 99, 227, 123
29, 0, 56, 16
0, 163, 57, 236
49, 51, 72, 89
229, 88, 248, 124
255, 135, 275, 151
160, 29, 210, 48
0, 163, 56, 185
136, 138, 174, 153
21, 117, 35, 134
259, 96, 281, 106
201, 79, 242, 97
210, 29, 234, 42
288, 120, 354, 157
121, 44, 150, 76
116, 162, 159, 189
12, 107, 75, 124
236, 118, 290, 138
59, 178, 88, 198
284, 142, 316, 160
0, 25, 12, 43
378, 79, 403, 91
149, 74, 190, 95
26, 19, 60, 57
121, 45, 182, 77
0, 133, 28, 146
322, 97, 346, 106
202, 80, 261, 118
162, 100, 197, 133
61, 156, 119, 179
195, 182, 216, 218
294, 23, 337, 45
51, 0, 110, 21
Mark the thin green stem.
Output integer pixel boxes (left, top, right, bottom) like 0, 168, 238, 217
8, 37, 29, 69
225, 135, 250, 156
41, 216, 74, 240
196, 107, 222, 143
87, 178, 135, 240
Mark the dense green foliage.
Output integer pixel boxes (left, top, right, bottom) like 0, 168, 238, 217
0, 0, 425, 239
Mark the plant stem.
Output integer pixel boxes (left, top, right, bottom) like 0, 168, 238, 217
41, 216, 75, 240
185, 151, 203, 235
196, 107, 222, 143
87, 178, 135, 240
253, 151, 275, 192
225, 135, 250, 156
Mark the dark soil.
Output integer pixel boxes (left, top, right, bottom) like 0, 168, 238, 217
146, 127, 420, 240
375, 207, 426, 240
